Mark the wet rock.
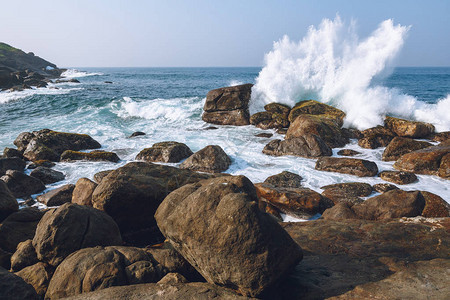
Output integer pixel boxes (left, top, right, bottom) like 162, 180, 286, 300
203, 126, 218, 130
15, 262, 53, 299
250, 111, 272, 125
60, 150, 120, 163
439, 153, 450, 178
262, 135, 332, 158
337, 149, 361, 156
93, 170, 113, 183
264, 171, 303, 188
202, 84, 253, 126
264, 102, 291, 115
0, 180, 18, 222
15, 129, 101, 162
384, 116, 435, 138
341, 127, 363, 139
10, 240, 38, 272
27, 160, 56, 169
393, 141, 450, 176
155, 175, 302, 297
0, 208, 44, 253
33, 203, 122, 266
420, 191, 450, 217
288, 100, 346, 126
179, 145, 231, 173
315, 157, 378, 177
0, 267, 39, 300
72, 178, 97, 206
429, 131, 450, 142
29, 166, 65, 184
286, 115, 348, 148
1, 170, 45, 198
0, 157, 26, 175
135, 141, 193, 163
379, 170, 418, 185
255, 183, 333, 218
37, 184, 75, 206
382, 136, 432, 161
321, 182, 373, 204
3, 147, 23, 159
373, 183, 399, 193
91, 162, 216, 246
255, 132, 273, 138
129, 131, 146, 138
358, 126, 396, 149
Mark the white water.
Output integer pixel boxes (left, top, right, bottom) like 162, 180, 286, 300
251, 17, 450, 132
0, 84, 83, 104
61, 69, 103, 78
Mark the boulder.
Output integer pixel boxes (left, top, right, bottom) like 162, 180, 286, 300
0, 170, 45, 198
337, 149, 361, 156
379, 171, 417, 185
358, 126, 396, 149
29, 166, 65, 184
129, 131, 146, 138
32, 203, 122, 266
420, 191, 450, 217
91, 162, 215, 246
373, 183, 398, 193
36, 184, 75, 206
3, 147, 23, 159
15, 262, 53, 298
0, 180, 18, 222
321, 182, 373, 204
60, 150, 120, 163
179, 145, 231, 173
157, 272, 188, 284
263, 171, 303, 188
439, 153, 450, 178
430, 131, 450, 142
264, 102, 291, 115
262, 135, 332, 158
135, 141, 193, 163
0, 267, 39, 300
0, 157, 26, 175
315, 157, 378, 177
15, 129, 101, 162
382, 137, 432, 161
45, 246, 165, 299
288, 100, 345, 126
202, 84, 253, 126
155, 175, 303, 297
250, 111, 272, 125
0, 208, 44, 253
384, 116, 435, 138
10, 240, 38, 272
321, 202, 358, 220
255, 183, 333, 218
393, 141, 450, 176
72, 178, 97, 206
93, 170, 113, 183
27, 160, 56, 169
286, 115, 348, 148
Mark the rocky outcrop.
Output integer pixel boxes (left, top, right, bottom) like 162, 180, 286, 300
288, 100, 346, 126
384, 116, 435, 138
430, 131, 450, 142
36, 184, 75, 206
382, 136, 432, 161
179, 145, 231, 173
315, 157, 379, 177
135, 141, 193, 163
29, 166, 65, 184
321, 182, 373, 204
202, 84, 253, 126
358, 126, 396, 149
379, 170, 418, 185
1, 170, 45, 198
72, 178, 97, 206
14, 129, 101, 162
0, 267, 39, 300
15, 262, 53, 298
32, 203, 122, 266
263, 171, 303, 188
0, 157, 26, 175
262, 135, 332, 158
60, 150, 120, 163
155, 176, 302, 297
0, 180, 18, 222
10, 240, 38, 272
250, 102, 291, 130
255, 183, 333, 218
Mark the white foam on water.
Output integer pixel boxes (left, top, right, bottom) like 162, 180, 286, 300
0, 85, 83, 104
251, 16, 450, 132
229, 80, 244, 86
61, 69, 103, 78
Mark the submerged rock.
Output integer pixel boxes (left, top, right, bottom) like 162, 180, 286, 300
384, 116, 435, 138
60, 150, 120, 163
179, 145, 231, 173
315, 157, 378, 177
1, 170, 45, 198
136, 141, 193, 163
382, 136, 432, 161
379, 170, 418, 185
129, 131, 146, 138
36, 184, 75, 206
262, 135, 332, 158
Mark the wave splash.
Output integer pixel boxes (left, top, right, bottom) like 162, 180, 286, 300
251, 17, 449, 131
61, 69, 103, 78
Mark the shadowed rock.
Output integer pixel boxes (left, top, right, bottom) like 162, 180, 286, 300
30, 166, 65, 184
1, 170, 45, 198
0, 157, 26, 175
0, 267, 39, 300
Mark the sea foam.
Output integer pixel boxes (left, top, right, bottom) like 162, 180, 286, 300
61, 69, 103, 78
251, 16, 450, 131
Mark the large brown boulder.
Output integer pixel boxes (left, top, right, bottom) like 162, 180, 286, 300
135, 142, 193, 163
15, 262, 53, 299
60, 150, 120, 163
288, 100, 346, 126
0, 157, 26, 175
393, 141, 450, 177
202, 84, 253, 126
262, 135, 332, 158
15, 129, 101, 162
255, 183, 333, 218
1, 170, 45, 198
29, 166, 65, 184
263, 171, 303, 188
179, 145, 231, 173
420, 191, 450, 217
0, 180, 18, 222
0, 267, 39, 300
286, 115, 348, 148
33, 203, 122, 266
315, 157, 379, 177
10, 239, 38, 272
45, 246, 166, 299
379, 170, 417, 185
72, 178, 97, 206
36, 184, 75, 206
0, 207, 44, 253
321, 182, 373, 204
358, 126, 396, 149
384, 116, 435, 138
382, 137, 432, 161
250, 103, 291, 130
155, 176, 303, 297
430, 131, 450, 142
91, 162, 216, 246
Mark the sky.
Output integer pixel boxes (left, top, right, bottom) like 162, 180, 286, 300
1, 0, 449, 67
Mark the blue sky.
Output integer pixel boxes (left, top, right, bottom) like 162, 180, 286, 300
1, 0, 448, 67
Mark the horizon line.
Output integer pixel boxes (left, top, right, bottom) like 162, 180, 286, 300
62, 65, 450, 69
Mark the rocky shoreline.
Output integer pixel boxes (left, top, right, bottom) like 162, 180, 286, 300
0, 82, 449, 299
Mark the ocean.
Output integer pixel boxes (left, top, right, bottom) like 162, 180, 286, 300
0, 67, 449, 215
